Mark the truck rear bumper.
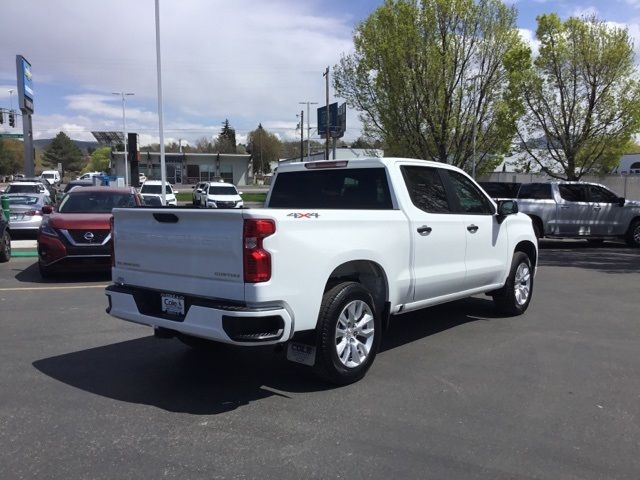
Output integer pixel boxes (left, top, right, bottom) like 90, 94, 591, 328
105, 284, 293, 346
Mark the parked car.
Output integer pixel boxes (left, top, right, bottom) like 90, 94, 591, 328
3, 181, 51, 198
191, 182, 208, 205
6, 194, 52, 232
500, 182, 640, 247
200, 181, 244, 208
0, 216, 10, 262
106, 158, 537, 384
139, 180, 178, 206
37, 187, 143, 277
40, 170, 61, 186
63, 180, 95, 193
76, 171, 106, 182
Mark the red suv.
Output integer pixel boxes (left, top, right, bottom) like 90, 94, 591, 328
37, 187, 143, 277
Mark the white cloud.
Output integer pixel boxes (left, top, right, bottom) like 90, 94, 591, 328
518, 28, 541, 57
572, 6, 599, 18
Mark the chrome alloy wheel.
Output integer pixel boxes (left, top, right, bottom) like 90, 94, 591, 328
335, 300, 375, 368
514, 263, 531, 306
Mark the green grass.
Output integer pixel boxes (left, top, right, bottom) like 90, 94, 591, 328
175, 192, 267, 203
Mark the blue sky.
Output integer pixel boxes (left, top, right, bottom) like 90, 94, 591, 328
0, 0, 638, 146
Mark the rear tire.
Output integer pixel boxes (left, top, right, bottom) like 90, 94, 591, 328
626, 219, 640, 248
493, 252, 533, 316
314, 282, 381, 385
0, 230, 11, 262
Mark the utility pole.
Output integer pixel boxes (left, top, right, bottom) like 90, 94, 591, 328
323, 66, 329, 160
155, 0, 167, 204
299, 110, 304, 162
299, 101, 318, 162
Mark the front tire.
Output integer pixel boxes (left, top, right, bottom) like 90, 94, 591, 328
38, 262, 53, 279
626, 219, 640, 248
314, 282, 381, 385
493, 251, 533, 315
0, 230, 11, 262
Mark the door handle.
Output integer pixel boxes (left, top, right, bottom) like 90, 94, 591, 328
467, 224, 479, 233
417, 226, 432, 236
593, 206, 601, 211
560, 205, 571, 209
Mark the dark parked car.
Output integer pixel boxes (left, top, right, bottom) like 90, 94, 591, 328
0, 217, 10, 262
63, 180, 95, 193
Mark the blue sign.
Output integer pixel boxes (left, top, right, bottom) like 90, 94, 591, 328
16, 55, 34, 113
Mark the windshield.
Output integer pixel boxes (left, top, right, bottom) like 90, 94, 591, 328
57, 192, 136, 213
141, 184, 172, 194
7, 195, 41, 206
5, 184, 41, 194
208, 185, 238, 195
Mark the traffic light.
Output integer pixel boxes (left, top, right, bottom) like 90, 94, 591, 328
8, 110, 15, 127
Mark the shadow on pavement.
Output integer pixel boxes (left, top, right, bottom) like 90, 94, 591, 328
33, 297, 498, 414
14, 260, 111, 284
539, 239, 640, 274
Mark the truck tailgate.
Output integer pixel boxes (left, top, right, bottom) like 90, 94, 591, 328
111, 208, 245, 302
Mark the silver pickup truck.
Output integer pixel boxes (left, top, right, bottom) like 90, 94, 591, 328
503, 182, 640, 247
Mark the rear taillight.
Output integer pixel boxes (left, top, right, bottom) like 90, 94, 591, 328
110, 216, 115, 267
243, 219, 275, 283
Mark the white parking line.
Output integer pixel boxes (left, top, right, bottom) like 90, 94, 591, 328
0, 285, 109, 292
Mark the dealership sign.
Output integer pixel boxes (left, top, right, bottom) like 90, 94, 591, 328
16, 55, 34, 113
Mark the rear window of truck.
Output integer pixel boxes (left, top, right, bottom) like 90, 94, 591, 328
518, 183, 553, 200
269, 168, 393, 209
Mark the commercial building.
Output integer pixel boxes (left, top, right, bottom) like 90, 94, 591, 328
111, 151, 252, 185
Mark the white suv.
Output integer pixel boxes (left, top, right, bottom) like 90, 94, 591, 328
201, 181, 243, 208
140, 180, 178, 206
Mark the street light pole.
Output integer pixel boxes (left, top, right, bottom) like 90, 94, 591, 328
155, 0, 167, 205
299, 101, 318, 162
112, 92, 134, 186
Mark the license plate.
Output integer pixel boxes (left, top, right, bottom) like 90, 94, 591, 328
161, 293, 185, 316
286, 342, 316, 366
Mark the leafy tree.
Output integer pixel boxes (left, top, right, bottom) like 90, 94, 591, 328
334, 0, 528, 173
43, 132, 84, 173
214, 119, 237, 153
246, 124, 282, 175
0, 139, 23, 176
83, 147, 111, 173
516, 14, 640, 180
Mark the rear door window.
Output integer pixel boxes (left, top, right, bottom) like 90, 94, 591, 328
558, 184, 589, 202
269, 168, 393, 209
401, 166, 451, 213
518, 183, 553, 200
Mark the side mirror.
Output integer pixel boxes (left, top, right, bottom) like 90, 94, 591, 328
239, 191, 243, 195
42, 205, 54, 214
618, 197, 626, 207
496, 200, 518, 220
174, 190, 179, 194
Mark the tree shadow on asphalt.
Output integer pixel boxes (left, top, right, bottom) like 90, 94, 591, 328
538, 239, 640, 274
13, 260, 111, 284
32, 297, 499, 415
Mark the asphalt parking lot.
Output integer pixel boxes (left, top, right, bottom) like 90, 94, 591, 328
1, 241, 639, 479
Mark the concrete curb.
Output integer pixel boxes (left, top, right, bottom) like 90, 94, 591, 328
11, 239, 38, 257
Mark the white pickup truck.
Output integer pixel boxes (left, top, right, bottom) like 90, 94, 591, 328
106, 158, 538, 384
